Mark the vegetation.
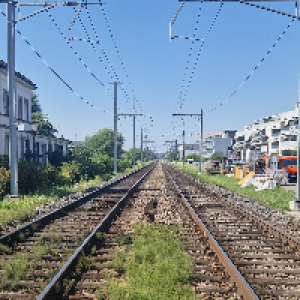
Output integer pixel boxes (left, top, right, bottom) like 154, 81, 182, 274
32, 92, 58, 137
0, 232, 64, 291
102, 224, 198, 300
173, 162, 295, 211
126, 147, 141, 162
0, 162, 142, 228
209, 152, 224, 161
282, 150, 297, 156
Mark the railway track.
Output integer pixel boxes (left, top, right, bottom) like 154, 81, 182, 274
0, 163, 154, 299
37, 162, 254, 300
164, 163, 300, 299
3, 161, 298, 299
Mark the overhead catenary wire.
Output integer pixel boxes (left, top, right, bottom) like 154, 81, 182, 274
99, 3, 144, 114
74, 7, 133, 113
0, 9, 103, 112
208, 18, 295, 113
180, 2, 224, 109
47, 9, 107, 89
177, 1, 203, 111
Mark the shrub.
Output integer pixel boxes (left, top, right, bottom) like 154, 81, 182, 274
0, 167, 9, 199
60, 161, 81, 185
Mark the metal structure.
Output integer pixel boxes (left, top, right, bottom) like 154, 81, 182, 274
1, 0, 102, 196
173, 110, 203, 172
173, 0, 300, 205
117, 113, 143, 166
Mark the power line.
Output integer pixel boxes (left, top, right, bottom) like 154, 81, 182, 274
47, 9, 107, 88
99, 3, 144, 113
180, 2, 223, 109
177, 1, 204, 111
76, 7, 133, 112
0, 9, 103, 111
208, 18, 295, 113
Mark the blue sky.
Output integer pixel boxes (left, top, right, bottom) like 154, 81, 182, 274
1, 0, 300, 152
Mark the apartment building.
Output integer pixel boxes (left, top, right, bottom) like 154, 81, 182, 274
0, 60, 69, 163
233, 102, 299, 156
201, 130, 236, 158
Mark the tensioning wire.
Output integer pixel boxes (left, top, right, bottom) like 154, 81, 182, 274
180, 2, 224, 109
85, 8, 134, 104
177, 0, 204, 112
99, 3, 144, 113
76, 7, 133, 112
47, 9, 107, 89
208, 18, 295, 113
0, 10, 103, 112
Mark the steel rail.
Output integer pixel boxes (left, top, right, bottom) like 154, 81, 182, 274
37, 162, 156, 300
0, 163, 151, 247
163, 164, 259, 300
175, 166, 300, 249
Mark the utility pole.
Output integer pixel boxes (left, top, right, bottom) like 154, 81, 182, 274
110, 81, 122, 174
173, 112, 203, 171
200, 109, 203, 172
3, 0, 102, 196
117, 113, 143, 166
7, 0, 17, 196
141, 127, 143, 165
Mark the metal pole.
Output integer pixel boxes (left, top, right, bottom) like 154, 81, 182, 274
296, 0, 300, 202
199, 109, 203, 173
114, 81, 117, 174
183, 125, 185, 167
145, 134, 148, 161
140, 128, 143, 165
133, 115, 135, 166
297, 79, 300, 200
175, 139, 177, 164
8, 0, 18, 196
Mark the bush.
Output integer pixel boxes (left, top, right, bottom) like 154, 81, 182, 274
117, 158, 132, 173
0, 167, 9, 199
60, 161, 81, 185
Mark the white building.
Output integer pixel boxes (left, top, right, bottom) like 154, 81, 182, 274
201, 130, 236, 158
233, 102, 299, 156
0, 60, 69, 163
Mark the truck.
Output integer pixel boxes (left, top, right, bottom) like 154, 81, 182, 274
264, 156, 297, 182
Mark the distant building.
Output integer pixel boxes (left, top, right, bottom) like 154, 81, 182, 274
233, 102, 299, 157
176, 130, 236, 160
0, 60, 69, 163
201, 131, 234, 158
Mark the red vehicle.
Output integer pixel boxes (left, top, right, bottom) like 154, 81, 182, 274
264, 156, 297, 182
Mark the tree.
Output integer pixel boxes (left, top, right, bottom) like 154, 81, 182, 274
166, 152, 177, 161
210, 152, 223, 161
31, 92, 58, 137
85, 127, 124, 158
184, 153, 199, 162
126, 148, 141, 162
31, 91, 42, 113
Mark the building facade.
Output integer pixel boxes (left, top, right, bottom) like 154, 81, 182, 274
233, 103, 299, 157
0, 60, 69, 163
201, 131, 236, 158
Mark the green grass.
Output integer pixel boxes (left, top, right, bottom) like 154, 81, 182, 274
149, 175, 164, 180
103, 224, 199, 300
0, 164, 143, 229
172, 162, 295, 212
0, 232, 65, 291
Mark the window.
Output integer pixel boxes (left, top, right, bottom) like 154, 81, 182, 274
3, 90, 9, 116
21, 137, 24, 159
18, 96, 23, 120
5, 134, 9, 155
24, 99, 29, 122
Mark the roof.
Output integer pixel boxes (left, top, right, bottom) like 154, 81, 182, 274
0, 60, 36, 89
